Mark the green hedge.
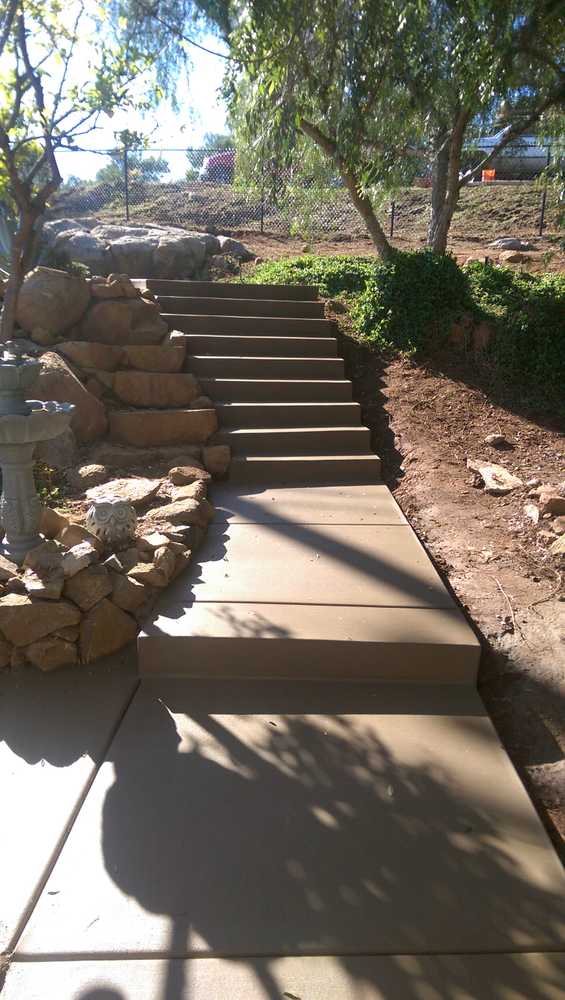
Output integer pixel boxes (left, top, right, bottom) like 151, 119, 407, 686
247, 251, 565, 411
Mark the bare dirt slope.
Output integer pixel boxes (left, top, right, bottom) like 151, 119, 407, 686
342, 340, 565, 860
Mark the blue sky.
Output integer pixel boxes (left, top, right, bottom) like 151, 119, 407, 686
57, 33, 229, 181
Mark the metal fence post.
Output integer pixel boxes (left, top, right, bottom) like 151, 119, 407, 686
538, 143, 551, 236
260, 153, 265, 234
123, 144, 130, 222
389, 201, 396, 238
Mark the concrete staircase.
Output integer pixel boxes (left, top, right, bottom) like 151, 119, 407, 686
146, 277, 382, 485
138, 278, 480, 685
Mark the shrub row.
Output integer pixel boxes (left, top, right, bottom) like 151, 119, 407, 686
247, 251, 565, 411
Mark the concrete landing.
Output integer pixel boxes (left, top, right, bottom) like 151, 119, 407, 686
5, 952, 565, 1000
15, 681, 565, 960
0, 650, 137, 954
139, 484, 480, 682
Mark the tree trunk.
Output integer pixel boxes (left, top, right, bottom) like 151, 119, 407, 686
299, 117, 394, 260
340, 170, 394, 260
427, 111, 469, 255
0, 211, 35, 342
428, 140, 449, 249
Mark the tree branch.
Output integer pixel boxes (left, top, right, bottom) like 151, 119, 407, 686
0, 0, 18, 60
299, 117, 393, 259
458, 83, 565, 189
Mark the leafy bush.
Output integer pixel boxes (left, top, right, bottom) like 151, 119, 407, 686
247, 254, 378, 297
249, 250, 472, 351
248, 250, 565, 410
466, 262, 565, 400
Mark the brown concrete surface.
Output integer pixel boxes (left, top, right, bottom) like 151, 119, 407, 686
16, 681, 565, 958
4, 952, 565, 1000
0, 649, 138, 954
167, 523, 458, 608
212, 483, 407, 524
142, 605, 479, 682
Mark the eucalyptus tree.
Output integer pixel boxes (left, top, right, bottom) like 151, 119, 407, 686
0, 0, 146, 340
227, 0, 565, 255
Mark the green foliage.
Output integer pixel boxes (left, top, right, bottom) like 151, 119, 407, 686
249, 251, 471, 350
465, 262, 565, 401
34, 462, 68, 506
40, 248, 91, 278
248, 252, 565, 408
350, 253, 471, 353
247, 254, 379, 298
95, 152, 170, 186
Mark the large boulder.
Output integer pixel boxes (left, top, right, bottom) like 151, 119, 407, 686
58, 341, 124, 371
216, 235, 254, 261
41, 219, 251, 279
34, 352, 108, 444
111, 371, 201, 408
79, 298, 168, 345
109, 408, 217, 447
16, 267, 90, 335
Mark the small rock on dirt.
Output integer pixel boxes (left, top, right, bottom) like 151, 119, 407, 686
484, 433, 511, 448
524, 503, 540, 525
466, 459, 523, 496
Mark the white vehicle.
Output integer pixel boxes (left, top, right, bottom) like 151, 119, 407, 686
475, 131, 550, 179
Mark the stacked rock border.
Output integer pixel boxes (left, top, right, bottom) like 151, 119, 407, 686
0, 264, 234, 672
0, 455, 222, 672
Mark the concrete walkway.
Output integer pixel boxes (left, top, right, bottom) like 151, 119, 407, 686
3, 485, 565, 999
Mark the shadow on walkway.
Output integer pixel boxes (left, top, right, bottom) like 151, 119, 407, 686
93, 681, 565, 999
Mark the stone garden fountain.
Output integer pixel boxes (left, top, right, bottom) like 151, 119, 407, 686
0, 343, 74, 563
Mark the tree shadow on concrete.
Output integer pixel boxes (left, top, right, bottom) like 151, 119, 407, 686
94, 680, 565, 1000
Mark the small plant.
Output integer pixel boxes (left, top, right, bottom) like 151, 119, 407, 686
34, 462, 69, 506
40, 248, 91, 279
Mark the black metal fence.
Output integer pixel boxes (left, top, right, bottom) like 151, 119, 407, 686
52, 146, 561, 241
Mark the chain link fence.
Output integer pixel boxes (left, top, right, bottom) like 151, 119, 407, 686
51, 146, 561, 243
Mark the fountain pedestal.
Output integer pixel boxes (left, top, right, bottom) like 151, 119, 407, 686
0, 344, 74, 564
0, 443, 43, 563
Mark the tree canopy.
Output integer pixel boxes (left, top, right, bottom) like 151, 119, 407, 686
227, 0, 565, 253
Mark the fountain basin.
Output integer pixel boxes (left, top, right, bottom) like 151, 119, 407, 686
0, 401, 75, 445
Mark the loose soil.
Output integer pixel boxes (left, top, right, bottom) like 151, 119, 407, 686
340, 335, 565, 860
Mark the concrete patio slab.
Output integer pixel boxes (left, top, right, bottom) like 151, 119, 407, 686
4, 952, 565, 1000
212, 483, 407, 524
17, 681, 565, 959
0, 649, 137, 955
142, 604, 479, 682
178, 524, 457, 608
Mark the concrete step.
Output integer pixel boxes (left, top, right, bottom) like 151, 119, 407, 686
141, 605, 476, 681
215, 426, 372, 455
216, 400, 362, 427
180, 333, 338, 357
157, 295, 325, 318
188, 354, 345, 379
141, 278, 319, 300
229, 453, 381, 484
163, 313, 334, 337
201, 378, 353, 403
